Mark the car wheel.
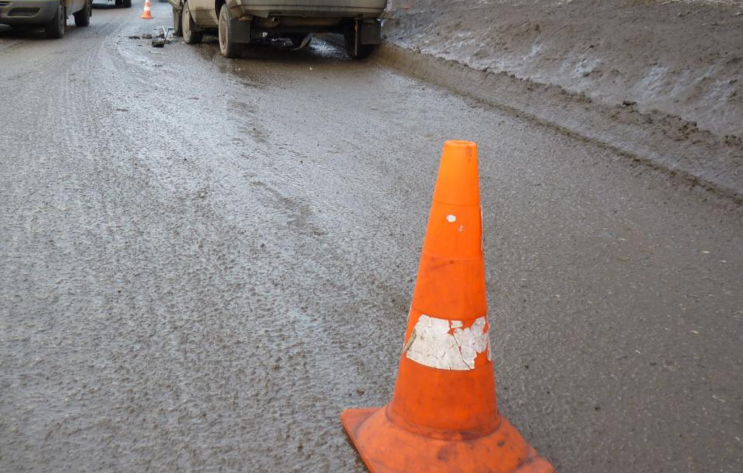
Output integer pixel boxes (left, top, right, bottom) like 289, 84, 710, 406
343, 30, 375, 59
182, 1, 203, 44
44, 0, 65, 39
288, 34, 309, 48
115, 0, 122, 6
123, 0, 131, 8
74, 0, 91, 27
172, 7, 183, 36
218, 4, 241, 58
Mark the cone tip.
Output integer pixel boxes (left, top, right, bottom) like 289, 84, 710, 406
444, 140, 477, 149
441, 140, 478, 166
433, 140, 480, 206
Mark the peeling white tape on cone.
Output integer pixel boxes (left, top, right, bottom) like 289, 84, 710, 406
404, 315, 490, 370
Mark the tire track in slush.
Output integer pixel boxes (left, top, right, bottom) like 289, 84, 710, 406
1, 9, 384, 471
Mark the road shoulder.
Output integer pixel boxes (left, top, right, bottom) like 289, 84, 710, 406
380, 0, 743, 202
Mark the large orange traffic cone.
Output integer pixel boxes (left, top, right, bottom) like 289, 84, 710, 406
140, 0, 152, 19
341, 141, 554, 473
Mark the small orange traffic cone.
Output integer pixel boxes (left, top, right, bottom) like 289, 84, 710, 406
341, 140, 554, 473
140, 0, 152, 19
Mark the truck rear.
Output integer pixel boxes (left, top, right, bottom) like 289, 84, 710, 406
172, 0, 387, 59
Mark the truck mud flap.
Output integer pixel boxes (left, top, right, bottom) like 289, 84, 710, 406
360, 20, 381, 45
230, 17, 251, 44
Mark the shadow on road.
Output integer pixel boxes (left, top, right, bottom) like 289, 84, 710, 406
194, 37, 351, 68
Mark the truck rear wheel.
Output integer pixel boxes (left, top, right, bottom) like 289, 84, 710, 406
74, 0, 91, 27
182, 2, 203, 44
44, 0, 65, 39
218, 4, 241, 58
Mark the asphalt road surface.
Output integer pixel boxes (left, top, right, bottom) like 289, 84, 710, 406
1, 2, 742, 472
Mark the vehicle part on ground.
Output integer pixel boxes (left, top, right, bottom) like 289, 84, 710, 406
341, 141, 554, 473
181, 1, 202, 44
218, 4, 242, 58
123, 0, 131, 8
44, 0, 65, 38
73, 0, 90, 27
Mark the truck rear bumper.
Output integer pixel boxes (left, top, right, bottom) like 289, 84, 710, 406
0, 0, 57, 24
230, 0, 387, 19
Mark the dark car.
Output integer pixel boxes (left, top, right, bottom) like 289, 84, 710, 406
0, 0, 92, 38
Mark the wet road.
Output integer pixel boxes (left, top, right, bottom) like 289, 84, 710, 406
1, 2, 743, 472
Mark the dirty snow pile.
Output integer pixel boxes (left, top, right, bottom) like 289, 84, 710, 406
384, 0, 743, 139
